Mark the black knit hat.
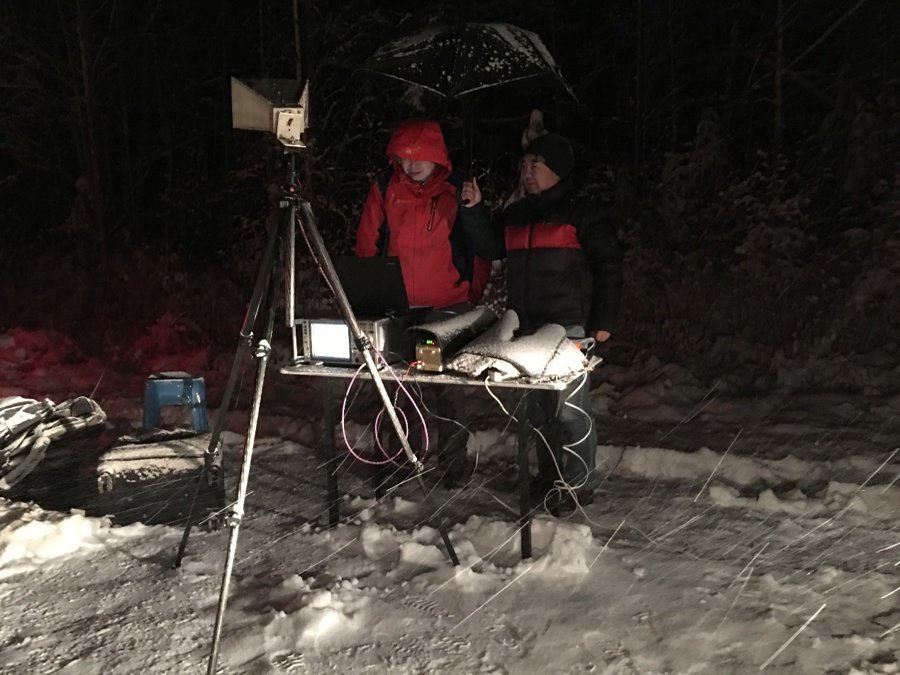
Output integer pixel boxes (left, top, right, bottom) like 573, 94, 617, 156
525, 133, 574, 180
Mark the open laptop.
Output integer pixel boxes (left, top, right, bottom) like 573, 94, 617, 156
333, 256, 410, 318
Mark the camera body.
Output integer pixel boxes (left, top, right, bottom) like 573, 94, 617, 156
231, 77, 309, 148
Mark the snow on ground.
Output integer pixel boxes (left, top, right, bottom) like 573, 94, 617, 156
0, 327, 898, 674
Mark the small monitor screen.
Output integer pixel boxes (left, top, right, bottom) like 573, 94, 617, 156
309, 321, 352, 362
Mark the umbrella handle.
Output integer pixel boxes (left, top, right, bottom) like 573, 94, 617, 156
463, 103, 475, 180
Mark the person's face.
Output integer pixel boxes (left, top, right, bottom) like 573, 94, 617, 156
522, 154, 560, 195
398, 157, 437, 183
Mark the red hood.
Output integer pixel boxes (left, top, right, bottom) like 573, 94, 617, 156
386, 120, 452, 183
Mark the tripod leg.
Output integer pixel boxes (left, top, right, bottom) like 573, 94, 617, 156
207, 338, 271, 675
517, 392, 533, 560
173, 205, 286, 568
207, 252, 282, 675
323, 380, 340, 527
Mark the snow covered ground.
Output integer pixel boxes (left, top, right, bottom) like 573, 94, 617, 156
0, 328, 898, 674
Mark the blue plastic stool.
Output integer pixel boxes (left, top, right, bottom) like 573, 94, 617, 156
142, 371, 209, 432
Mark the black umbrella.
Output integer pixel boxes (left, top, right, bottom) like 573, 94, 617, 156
365, 22, 577, 102
365, 22, 576, 174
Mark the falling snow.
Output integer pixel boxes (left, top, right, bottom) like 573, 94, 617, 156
0, 326, 898, 674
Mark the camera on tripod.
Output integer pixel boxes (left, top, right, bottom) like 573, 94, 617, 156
230, 76, 309, 149
189, 73, 461, 675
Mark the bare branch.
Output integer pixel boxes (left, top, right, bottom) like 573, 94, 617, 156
748, 0, 870, 94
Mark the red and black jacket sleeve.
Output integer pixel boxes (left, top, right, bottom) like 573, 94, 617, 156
572, 200, 623, 333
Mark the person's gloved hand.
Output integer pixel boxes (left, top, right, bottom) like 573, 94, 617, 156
460, 177, 482, 207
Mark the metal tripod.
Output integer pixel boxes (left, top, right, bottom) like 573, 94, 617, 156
172, 152, 459, 675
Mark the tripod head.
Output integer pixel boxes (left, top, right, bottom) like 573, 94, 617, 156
280, 150, 306, 201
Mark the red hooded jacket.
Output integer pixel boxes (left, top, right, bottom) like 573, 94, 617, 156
355, 120, 486, 308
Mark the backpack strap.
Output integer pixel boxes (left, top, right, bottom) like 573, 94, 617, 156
0, 397, 53, 446
375, 167, 392, 256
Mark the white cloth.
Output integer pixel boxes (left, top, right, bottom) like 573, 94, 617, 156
446, 310, 587, 381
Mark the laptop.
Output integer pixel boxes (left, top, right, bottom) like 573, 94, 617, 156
333, 256, 410, 318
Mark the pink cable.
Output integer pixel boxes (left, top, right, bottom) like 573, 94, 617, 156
339, 356, 430, 466
340, 365, 400, 465
372, 356, 430, 465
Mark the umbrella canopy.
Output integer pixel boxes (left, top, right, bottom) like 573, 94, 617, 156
365, 22, 577, 101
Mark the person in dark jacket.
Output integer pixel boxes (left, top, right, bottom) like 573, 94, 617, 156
461, 133, 623, 512
355, 120, 490, 486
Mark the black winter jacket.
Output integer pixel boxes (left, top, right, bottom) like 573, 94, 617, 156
470, 180, 622, 335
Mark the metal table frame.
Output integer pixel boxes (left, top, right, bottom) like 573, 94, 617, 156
280, 362, 588, 559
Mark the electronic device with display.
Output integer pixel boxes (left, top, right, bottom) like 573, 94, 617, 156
296, 316, 414, 366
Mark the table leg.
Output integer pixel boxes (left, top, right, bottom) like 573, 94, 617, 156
517, 392, 532, 560
323, 381, 340, 527
371, 423, 386, 499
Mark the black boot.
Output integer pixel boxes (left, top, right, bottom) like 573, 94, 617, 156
528, 474, 555, 507
441, 454, 473, 488
550, 488, 595, 517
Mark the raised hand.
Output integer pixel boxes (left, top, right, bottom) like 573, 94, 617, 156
460, 176, 482, 207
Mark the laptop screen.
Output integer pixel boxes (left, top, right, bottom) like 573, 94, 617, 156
333, 256, 409, 317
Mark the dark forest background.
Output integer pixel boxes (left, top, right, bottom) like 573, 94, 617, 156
1, 0, 898, 394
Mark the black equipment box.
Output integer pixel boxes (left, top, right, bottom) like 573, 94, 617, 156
92, 430, 224, 526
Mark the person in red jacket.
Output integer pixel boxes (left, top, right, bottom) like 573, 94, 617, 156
354, 119, 491, 486
355, 119, 491, 308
